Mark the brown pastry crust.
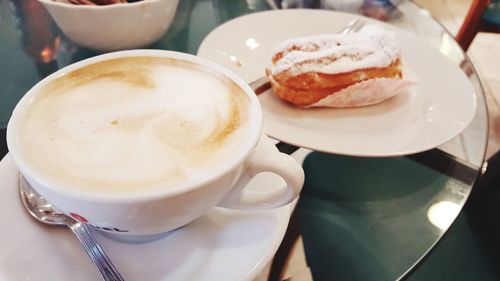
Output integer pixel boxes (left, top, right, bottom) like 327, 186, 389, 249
266, 59, 402, 106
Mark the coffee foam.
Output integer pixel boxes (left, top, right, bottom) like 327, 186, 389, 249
20, 57, 250, 193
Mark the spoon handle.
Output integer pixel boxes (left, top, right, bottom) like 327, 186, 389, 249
67, 221, 125, 281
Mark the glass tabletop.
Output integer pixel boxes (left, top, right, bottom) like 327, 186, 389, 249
0, 0, 488, 280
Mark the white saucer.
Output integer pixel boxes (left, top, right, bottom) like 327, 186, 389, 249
197, 10, 477, 157
0, 137, 292, 281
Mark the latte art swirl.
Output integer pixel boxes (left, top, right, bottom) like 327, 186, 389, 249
20, 57, 250, 192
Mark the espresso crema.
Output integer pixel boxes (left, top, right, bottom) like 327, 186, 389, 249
19, 57, 251, 193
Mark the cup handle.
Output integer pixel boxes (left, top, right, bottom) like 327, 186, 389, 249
217, 139, 304, 210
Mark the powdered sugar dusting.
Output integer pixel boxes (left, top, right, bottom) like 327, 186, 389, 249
270, 25, 401, 76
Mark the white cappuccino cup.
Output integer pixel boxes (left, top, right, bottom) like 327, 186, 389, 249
7, 50, 304, 237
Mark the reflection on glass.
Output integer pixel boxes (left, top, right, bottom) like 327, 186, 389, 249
8, 0, 60, 77
427, 201, 460, 231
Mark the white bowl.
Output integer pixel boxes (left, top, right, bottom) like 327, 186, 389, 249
39, 0, 179, 52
